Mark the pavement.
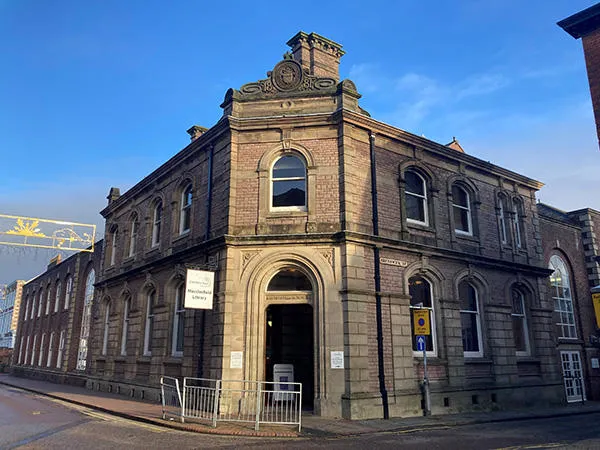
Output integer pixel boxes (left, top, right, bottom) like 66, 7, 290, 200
1, 373, 600, 439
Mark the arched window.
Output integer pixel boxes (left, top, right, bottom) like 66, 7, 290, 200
152, 201, 162, 247
57, 330, 65, 369
47, 332, 55, 367
64, 275, 72, 309
38, 333, 46, 366
180, 184, 193, 234
37, 289, 43, 317
110, 226, 118, 266
172, 283, 185, 357
549, 255, 576, 339
128, 214, 138, 257
24, 295, 30, 321
102, 300, 110, 356
271, 155, 307, 210
498, 195, 510, 245
267, 269, 312, 291
45, 285, 51, 315
76, 269, 95, 371
452, 184, 472, 235
54, 281, 61, 313
30, 292, 36, 319
459, 281, 482, 357
18, 336, 24, 364
408, 275, 436, 355
405, 170, 428, 225
31, 334, 37, 365
121, 296, 130, 356
25, 336, 31, 365
143, 289, 156, 356
513, 199, 525, 249
511, 287, 530, 355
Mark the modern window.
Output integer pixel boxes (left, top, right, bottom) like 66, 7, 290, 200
64, 276, 72, 309
47, 332, 55, 367
271, 155, 307, 210
172, 283, 185, 356
459, 281, 482, 357
45, 286, 51, 315
152, 201, 162, 247
549, 255, 577, 339
110, 227, 118, 266
498, 195, 510, 245
76, 269, 95, 371
38, 333, 46, 366
128, 215, 138, 257
102, 301, 110, 356
511, 288, 530, 355
180, 184, 193, 234
57, 330, 65, 369
54, 281, 61, 313
513, 199, 524, 249
408, 275, 436, 355
452, 185, 472, 235
143, 289, 156, 356
405, 170, 428, 225
121, 297, 130, 356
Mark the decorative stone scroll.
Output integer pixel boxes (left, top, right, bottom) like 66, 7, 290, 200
239, 55, 337, 98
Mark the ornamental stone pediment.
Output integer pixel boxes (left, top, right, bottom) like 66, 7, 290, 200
234, 54, 337, 100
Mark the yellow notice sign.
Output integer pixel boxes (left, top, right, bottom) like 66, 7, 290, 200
592, 293, 600, 329
413, 309, 431, 336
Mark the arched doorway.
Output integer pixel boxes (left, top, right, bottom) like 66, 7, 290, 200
265, 268, 314, 410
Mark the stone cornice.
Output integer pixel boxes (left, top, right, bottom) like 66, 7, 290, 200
100, 117, 231, 218
337, 109, 545, 190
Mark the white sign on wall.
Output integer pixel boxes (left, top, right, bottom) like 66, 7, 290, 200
230, 351, 243, 369
184, 269, 215, 310
331, 351, 344, 369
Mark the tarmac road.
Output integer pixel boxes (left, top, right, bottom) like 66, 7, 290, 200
2, 383, 600, 450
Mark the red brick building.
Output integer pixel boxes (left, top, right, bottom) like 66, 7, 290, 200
12, 242, 103, 385
538, 204, 600, 401
558, 2, 600, 149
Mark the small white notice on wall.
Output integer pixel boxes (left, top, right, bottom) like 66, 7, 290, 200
230, 351, 243, 369
331, 351, 344, 369
592, 358, 599, 369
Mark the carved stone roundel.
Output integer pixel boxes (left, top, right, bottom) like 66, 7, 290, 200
271, 60, 303, 91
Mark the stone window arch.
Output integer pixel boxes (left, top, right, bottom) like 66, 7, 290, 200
549, 254, 577, 339
179, 183, 193, 234
271, 154, 307, 211
151, 199, 163, 247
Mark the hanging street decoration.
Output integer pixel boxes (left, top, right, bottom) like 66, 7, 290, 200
0, 214, 96, 252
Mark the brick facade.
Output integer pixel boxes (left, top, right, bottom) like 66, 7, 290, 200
12, 242, 103, 385
558, 3, 600, 149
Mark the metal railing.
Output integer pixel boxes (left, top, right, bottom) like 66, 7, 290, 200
160, 376, 182, 421
160, 377, 302, 431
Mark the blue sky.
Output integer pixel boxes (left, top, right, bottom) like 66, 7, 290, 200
1, 0, 598, 285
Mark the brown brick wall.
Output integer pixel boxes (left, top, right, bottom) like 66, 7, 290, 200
583, 28, 600, 147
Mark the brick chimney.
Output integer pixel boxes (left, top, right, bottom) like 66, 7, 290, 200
286, 32, 345, 80
187, 125, 208, 142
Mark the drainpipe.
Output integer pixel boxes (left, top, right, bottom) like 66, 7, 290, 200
205, 144, 214, 241
369, 132, 389, 419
